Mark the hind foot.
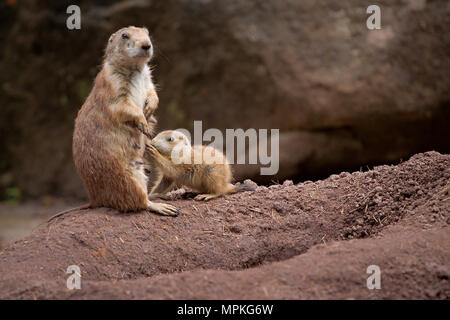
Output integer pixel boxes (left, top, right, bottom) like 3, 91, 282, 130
148, 201, 178, 216
194, 194, 219, 201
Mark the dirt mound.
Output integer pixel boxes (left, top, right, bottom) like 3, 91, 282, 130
0, 151, 448, 299
2, 0, 450, 198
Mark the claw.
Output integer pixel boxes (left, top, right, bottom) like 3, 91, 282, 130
145, 144, 159, 157
194, 194, 217, 201
148, 193, 170, 201
137, 122, 152, 139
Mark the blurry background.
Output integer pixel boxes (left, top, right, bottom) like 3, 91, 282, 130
0, 0, 449, 243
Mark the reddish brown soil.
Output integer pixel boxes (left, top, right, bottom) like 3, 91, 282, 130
0, 151, 448, 299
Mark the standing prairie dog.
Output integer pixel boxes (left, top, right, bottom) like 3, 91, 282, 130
54, 26, 178, 220
146, 130, 256, 201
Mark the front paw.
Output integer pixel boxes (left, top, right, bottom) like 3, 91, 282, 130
144, 92, 159, 119
143, 99, 152, 118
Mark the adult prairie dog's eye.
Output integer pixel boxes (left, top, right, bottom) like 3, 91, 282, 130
121, 33, 129, 39
168, 137, 175, 142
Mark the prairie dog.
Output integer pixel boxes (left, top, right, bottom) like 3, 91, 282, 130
66, 26, 178, 218
146, 130, 255, 201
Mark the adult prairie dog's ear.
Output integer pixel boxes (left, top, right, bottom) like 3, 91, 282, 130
105, 32, 117, 60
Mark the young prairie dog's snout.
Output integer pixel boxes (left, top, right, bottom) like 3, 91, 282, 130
151, 130, 191, 158
146, 130, 256, 201
106, 26, 159, 129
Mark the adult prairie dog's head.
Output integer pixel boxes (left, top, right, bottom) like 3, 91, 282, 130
151, 130, 191, 160
105, 26, 153, 67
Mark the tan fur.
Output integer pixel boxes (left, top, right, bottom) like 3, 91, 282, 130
72, 26, 177, 216
146, 131, 255, 201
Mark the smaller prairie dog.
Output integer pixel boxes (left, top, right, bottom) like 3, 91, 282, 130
69, 26, 176, 218
146, 130, 255, 201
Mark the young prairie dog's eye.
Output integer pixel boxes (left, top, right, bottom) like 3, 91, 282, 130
167, 137, 175, 142
121, 33, 129, 40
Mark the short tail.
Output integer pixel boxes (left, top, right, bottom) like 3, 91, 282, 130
47, 203, 91, 223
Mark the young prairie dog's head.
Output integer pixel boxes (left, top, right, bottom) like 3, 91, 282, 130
105, 26, 153, 67
151, 130, 191, 157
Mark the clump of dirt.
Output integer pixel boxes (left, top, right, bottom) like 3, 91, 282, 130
0, 151, 448, 299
